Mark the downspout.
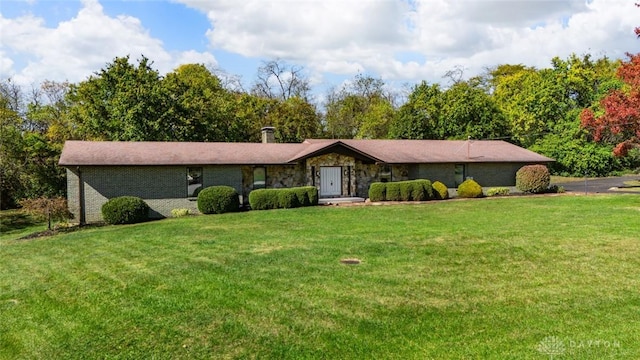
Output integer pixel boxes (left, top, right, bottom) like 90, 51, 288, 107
77, 166, 86, 226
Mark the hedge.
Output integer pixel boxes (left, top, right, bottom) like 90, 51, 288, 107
367, 179, 433, 202
101, 196, 149, 225
197, 186, 240, 214
368, 183, 386, 202
249, 186, 318, 210
385, 182, 402, 201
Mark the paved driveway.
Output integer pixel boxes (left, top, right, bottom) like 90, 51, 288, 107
553, 175, 640, 194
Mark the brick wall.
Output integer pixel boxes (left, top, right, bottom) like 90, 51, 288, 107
67, 165, 243, 223
410, 163, 456, 187
409, 162, 532, 188
466, 163, 528, 187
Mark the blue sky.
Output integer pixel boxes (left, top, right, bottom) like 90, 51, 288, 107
1, 0, 639, 100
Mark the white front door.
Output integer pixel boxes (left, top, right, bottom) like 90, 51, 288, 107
320, 167, 342, 197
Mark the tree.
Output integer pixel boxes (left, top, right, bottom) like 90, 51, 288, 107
493, 67, 568, 146
389, 81, 443, 139
251, 59, 311, 101
264, 97, 320, 142
25, 80, 74, 142
0, 88, 25, 209
581, 53, 640, 157
67, 55, 168, 141
162, 63, 246, 142
324, 74, 395, 139
1, 79, 69, 209
440, 80, 508, 140
19, 197, 72, 231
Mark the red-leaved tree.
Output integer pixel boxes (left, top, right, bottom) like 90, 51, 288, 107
581, 4, 640, 157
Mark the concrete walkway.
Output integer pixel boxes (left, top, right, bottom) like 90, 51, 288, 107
318, 197, 366, 205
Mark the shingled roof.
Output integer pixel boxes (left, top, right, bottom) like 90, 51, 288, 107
58, 139, 553, 166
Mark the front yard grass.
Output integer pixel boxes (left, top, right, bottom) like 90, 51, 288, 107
0, 209, 46, 242
1, 195, 639, 359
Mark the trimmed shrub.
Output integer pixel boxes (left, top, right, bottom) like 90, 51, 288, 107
385, 182, 402, 201
399, 181, 413, 201
301, 186, 319, 206
249, 187, 318, 210
248, 189, 276, 210
171, 208, 190, 217
368, 182, 386, 202
102, 196, 149, 225
293, 188, 310, 206
368, 180, 434, 202
516, 164, 550, 194
486, 187, 510, 197
197, 186, 240, 214
457, 179, 483, 198
412, 179, 433, 201
432, 181, 449, 200
278, 190, 299, 209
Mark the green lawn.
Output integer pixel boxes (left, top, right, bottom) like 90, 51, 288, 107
0, 210, 46, 242
1, 195, 639, 359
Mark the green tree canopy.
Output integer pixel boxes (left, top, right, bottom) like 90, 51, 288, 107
67, 55, 168, 141
389, 81, 442, 139
324, 74, 395, 139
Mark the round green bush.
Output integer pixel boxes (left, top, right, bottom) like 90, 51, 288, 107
516, 164, 550, 194
457, 179, 483, 198
102, 196, 149, 225
197, 186, 240, 214
368, 182, 386, 202
432, 181, 449, 200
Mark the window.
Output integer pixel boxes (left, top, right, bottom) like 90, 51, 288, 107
454, 164, 465, 187
187, 167, 203, 197
379, 165, 392, 183
253, 167, 266, 189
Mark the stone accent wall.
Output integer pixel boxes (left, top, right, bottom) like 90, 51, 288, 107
306, 154, 356, 197
241, 164, 305, 203
354, 163, 410, 198
266, 164, 306, 188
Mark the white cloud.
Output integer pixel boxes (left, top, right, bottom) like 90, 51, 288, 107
182, 0, 639, 85
1, 0, 638, 93
0, 0, 217, 85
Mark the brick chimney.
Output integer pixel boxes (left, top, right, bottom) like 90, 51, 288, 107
261, 126, 275, 143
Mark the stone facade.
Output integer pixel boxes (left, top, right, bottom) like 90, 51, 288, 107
306, 154, 357, 197
241, 164, 305, 203
354, 163, 409, 197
